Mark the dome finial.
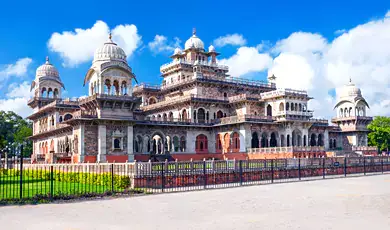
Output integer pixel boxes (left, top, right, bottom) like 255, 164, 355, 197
109, 31, 112, 40
192, 28, 196, 35
45, 56, 50, 64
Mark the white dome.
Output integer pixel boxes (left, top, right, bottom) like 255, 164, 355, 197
36, 57, 59, 79
184, 30, 204, 50
340, 79, 362, 98
208, 45, 215, 52
174, 47, 181, 55
93, 34, 127, 63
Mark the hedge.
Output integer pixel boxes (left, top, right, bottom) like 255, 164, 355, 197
0, 168, 131, 189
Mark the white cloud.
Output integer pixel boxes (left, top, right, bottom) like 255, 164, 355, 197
0, 58, 32, 82
334, 29, 346, 35
214, 34, 247, 47
0, 81, 33, 118
148, 35, 181, 54
219, 46, 273, 77
48, 20, 142, 67
386, 10, 390, 18
266, 11, 390, 118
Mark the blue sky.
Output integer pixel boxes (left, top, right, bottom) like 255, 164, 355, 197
1, 0, 390, 118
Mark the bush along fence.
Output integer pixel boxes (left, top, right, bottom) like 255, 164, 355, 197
1, 156, 390, 203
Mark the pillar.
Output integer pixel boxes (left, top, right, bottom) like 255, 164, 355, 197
127, 126, 134, 161
78, 124, 85, 163
97, 125, 106, 162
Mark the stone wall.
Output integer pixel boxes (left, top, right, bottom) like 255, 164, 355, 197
84, 125, 98, 156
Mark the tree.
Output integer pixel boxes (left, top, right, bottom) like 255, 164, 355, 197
367, 116, 390, 152
0, 111, 33, 157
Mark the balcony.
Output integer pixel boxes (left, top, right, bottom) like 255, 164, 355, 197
213, 114, 274, 125
160, 59, 229, 72
260, 88, 308, 100
275, 110, 313, 117
247, 146, 325, 153
331, 116, 373, 123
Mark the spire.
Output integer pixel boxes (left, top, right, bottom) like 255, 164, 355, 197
109, 31, 112, 40
192, 28, 196, 36
45, 56, 50, 64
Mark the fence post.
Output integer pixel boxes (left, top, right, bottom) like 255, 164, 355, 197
298, 158, 301, 181
161, 162, 165, 192
322, 157, 325, 179
344, 157, 347, 177
19, 145, 24, 199
50, 165, 54, 200
111, 164, 114, 193
239, 160, 243, 186
271, 159, 274, 183
203, 160, 207, 189
363, 157, 366, 175
381, 156, 384, 174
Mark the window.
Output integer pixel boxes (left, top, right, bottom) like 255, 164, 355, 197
64, 114, 73, 121
195, 134, 208, 153
114, 138, 121, 149
232, 132, 240, 151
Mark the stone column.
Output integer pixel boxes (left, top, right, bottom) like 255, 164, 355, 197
127, 126, 134, 162
324, 130, 329, 150
240, 125, 248, 153
97, 125, 106, 162
78, 124, 85, 163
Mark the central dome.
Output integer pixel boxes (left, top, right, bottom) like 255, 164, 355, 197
36, 57, 59, 79
340, 78, 362, 98
184, 29, 204, 50
93, 34, 127, 63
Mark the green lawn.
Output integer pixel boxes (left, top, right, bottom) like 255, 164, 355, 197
0, 175, 111, 200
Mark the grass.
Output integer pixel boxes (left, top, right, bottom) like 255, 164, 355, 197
0, 175, 111, 200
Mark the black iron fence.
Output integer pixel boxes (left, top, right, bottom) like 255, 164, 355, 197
1, 156, 390, 203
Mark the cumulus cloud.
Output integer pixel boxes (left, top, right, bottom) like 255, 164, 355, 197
220, 11, 390, 118
0, 81, 34, 118
0, 58, 32, 82
148, 35, 181, 54
48, 20, 142, 67
219, 47, 273, 77
214, 34, 247, 47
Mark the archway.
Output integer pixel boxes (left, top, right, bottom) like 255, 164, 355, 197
266, 105, 272, 116
195, 134, 208, 153
270, 132, 277, 147
182, 109, 187, 121
216, 110, 223, 119
223, 133, 230, 152
279, 102, 284, 112
261, 133, 268, 148
317, 134, 324, 146
216, 134, 223, 152
232, 132, 240, 151
197, 108, 205, 123
310, 134, 317, 146
173, 136, 179, 152
251, 132, 259, 148
287, 135, 290, 147
180, 136, 186, 152
152, 133, 164, 154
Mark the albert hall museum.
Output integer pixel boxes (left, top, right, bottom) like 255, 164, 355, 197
27, 30, 376, 163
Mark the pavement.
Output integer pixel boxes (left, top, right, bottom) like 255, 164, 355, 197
1, 174, 390, 230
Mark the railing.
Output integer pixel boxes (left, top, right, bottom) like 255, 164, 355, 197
72, 110, 98, 119
78, 94, 140, 104
160, 59, 229, 71
142, 94, 228, 111
2, 156, 390, 203
228, 94, 262, 103
352, 146, 377, 151
260, 88, 308, 99
213, 115, 274, 125
247, 146, 325, 153
331, 116, 373, 122
275, 111, 313, 117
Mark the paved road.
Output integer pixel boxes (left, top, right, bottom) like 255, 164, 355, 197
1, 175, 390, 230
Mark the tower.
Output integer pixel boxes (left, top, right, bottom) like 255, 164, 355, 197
29, 57, 65, 110
332, 78, 372, 147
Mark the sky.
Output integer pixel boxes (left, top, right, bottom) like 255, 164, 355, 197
1, 0, 390, 119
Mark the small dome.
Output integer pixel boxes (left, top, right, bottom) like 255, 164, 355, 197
174, 47, 181, 55
93, 33, 127, 63
36, 57, 59, 79
340, 78, 362, 98
208, 45, 215, 52
184, 29, 204, 50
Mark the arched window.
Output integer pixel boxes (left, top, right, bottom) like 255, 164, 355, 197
216, 110, 223, 119
64, 114, 73, 121
251, 132, 259, 148
286, 103, 290, 111
148, 97, 157, 105
163, 113, 167, 121
180, 136, 186, 152
270, 132, 277, 147
182, 109, 187, 121
41, 87, 47, 97
223, 92, 227, 98
340, 108, 344, 117
196, 135, 208, 153
51, 115, 54, 126
197, 108, 205, 123
291, 103, 294, 111
114, 138, 121, 149
310, 134, 317, 146
59, 116, 63, 123
287, 134, 290, 147
53, 88, 59, 98
266, 104, 272, 116
261, 133, 268, 147
299, 104, 302, 111
333, 139, 337, 149
169, 112, 173, 121
279, 102, 284, 111
232, 132, 240, 151
173, 136, 179, 152
104, 79, 111, 94
317, 134, 324, 146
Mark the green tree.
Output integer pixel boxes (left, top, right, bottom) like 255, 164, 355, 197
367, 116, 390, 152
0, 111, 33, 157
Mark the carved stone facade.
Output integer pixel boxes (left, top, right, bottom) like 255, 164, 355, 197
27, 31, 376, 164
